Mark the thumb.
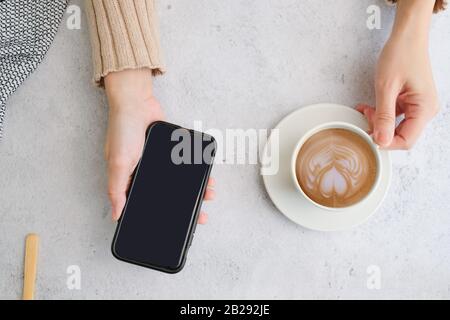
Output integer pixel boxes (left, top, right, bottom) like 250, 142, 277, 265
108, 159, 132, 221
374, 84, 399, 147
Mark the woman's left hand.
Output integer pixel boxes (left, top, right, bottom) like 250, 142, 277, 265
104, 68, 215, 222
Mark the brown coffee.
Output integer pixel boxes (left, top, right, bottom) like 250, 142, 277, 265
295, 128, 377, 208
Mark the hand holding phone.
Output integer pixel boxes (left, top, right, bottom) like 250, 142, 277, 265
112, 121, 216, 273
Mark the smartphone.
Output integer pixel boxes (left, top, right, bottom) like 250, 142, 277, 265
111, 121, 216, 273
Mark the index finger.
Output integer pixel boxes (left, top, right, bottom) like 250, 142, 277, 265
108, 160, 133, 221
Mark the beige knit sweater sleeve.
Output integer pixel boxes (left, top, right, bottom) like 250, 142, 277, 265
85, 0, 165, 86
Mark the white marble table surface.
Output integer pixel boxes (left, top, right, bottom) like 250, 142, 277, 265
1, 0, 449, 299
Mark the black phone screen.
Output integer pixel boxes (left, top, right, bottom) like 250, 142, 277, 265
112, 122, 216, 273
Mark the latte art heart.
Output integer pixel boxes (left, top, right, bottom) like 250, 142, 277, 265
295, 128, 377, 208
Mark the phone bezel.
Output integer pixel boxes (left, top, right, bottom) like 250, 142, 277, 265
111, 121, 216, 274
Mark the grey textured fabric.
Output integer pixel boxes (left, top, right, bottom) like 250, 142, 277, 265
0, 0, 68, 137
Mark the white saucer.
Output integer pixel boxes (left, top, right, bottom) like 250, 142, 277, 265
261, 103, 392, 231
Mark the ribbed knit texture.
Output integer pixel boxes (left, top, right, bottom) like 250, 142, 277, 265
85, 0, 165, 86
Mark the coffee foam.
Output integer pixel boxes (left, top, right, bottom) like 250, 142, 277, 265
295, 128, 377, 208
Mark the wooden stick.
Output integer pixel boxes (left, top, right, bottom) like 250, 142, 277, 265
23, 234, 39, 300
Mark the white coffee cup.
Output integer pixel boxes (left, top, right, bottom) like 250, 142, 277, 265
290, 121, 382, 211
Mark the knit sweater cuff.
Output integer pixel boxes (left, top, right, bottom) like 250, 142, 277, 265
86, 0, 165, 86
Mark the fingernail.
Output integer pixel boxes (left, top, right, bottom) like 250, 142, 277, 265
375, 131, 391, 147
111, 208, 117, 221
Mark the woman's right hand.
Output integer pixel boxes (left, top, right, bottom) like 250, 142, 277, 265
357, 0, 439, 150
